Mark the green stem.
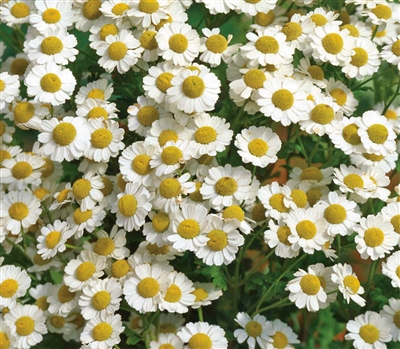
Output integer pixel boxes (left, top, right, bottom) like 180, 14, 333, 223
252, 296, 291, 316
365, 259, 379, 297
198, 307, 204, 322
336, 235, 341, 260
65, 243, 83, 250
308, 137, 321, 166
371, 25, 379, 40
352, 65, 396, 90
382, 77, 400, 115
239, 248, 275, 286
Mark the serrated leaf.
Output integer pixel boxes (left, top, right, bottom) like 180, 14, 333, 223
125, 328, 142, 345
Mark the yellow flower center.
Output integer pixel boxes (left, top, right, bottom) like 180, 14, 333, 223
392, 40, 400, 56
364, 227, 384, 247
215, 177, 238, 196
177, 219, 200, 239
390, 215, 400, 234
146, 243, 169, 255
277, 226, 292, 245
197, 154, 213, 165
394, 311, 400, 328
324, 204, 347, 224
91, 128, 113, 149
396, 266, 400, 279
311, 104, 335, 125
41, 36, 63, 55
248, 138, 268, 157
154, 15, 172, 30
99, 24, 119, 41
164, 284, 182, 303
310, 14, 327, 26
73, 207, 93, 224
118, 194, 138, 217
0, 150, 11, 163
272, 331, 289, 349
76, 262, 96, 282
188, 333, 212, 349
35, 296, 49, 311
291, 189, 307, 208
300, 274, 320, 295
195, 126, 217, 144
9, 202, 29, 221
282, 22, 302, 41
359, 324, 380, 344
169, 33, 188, 53
222, 205, 245, 221
367, 124, 388, 144
182, 76, 205, 98
156, 72, 174, 93
12, 161, 33, 180
72, 178, 92, 200
46, 231, 61, 249
50, 315, 65, 329
15, 316, 35, 336
137, 105, 159, 127
94, 237, 115, 256
192, 287, 208, 301
251, 203, 266, 221
0, 279, 19, 298
343, 174, 364, 189
307, 188, 322, 206
322, 33, 344, 54
10, 58, 29, 76
87, 88, 105, 100
82, 0, 102, 20
272, 89, 294, 111
108, 42, 128, 61
111, 260, 131, 278
14, 102, 35, 124
152, 212, 170, 232
330, 88, 347, 106
255, 36, 279, 54
245, 321, 262, 337
92, 322, 113, 341
131, 154, 151, 176
300, 167, 323, 181
92, 290, 111, 310
42, 8, 61, 23
139, 0, 159, 13
159, 129, 178, 147
243, 69, 266, 89
100, 176, 113, 196
207, 229, 228, 251
343, 275, 360, 294
40, 73, 62, 93
385, 109, 397, 120
159, 345, 174, 349
205, 34, 228, 53
58, 285, 75, 303
112, 3, 129, 15
88, 107, 108, 119
308, 65, 324, 80
296, 220, 317, 239
189, 182, 205, 202
351, 48, 368, 67
53, 122, 77, 146
161, 146, 183, 165
363, 153, 384, 161
371, 4, 392, 19
255, 11, 275, 26
269, 193, 290, 213
137, 277, 160, 298
140, 30, 158, 50
10, 3, 30, 18
57, 189, 70, 203
159, 178, 181, 198
341, 24, 359, 37
33, 253, 52, 266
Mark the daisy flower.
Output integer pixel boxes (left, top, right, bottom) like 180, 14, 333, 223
306, 7, 341, 28
123, 262, 169, 313
219, 204, 253, 235
241, 27, 294, 66
150, 333, 184, 349
345, 311, 392, 348
325, 78, 359, 116
76, 98, 118, 121
25, 62, 76, 106
0, 152, 45, 191
288, 166, 333, 188
331, 263, 366, 307
177, 322, 228, 349
264, 220, 300, 259
366, 3, 397, 28
315, 191, 361, 237
146, 117, 191, 147
381, 298, 400, 342
143, 211, 173, 247
167, 66, 221, 114
70, 173, 105, 211
38, 116, 90, 162
0, 264, 31, 308
64, 250, 107, 292
350, 151, 398, 174
266, 319, 300, 349
381, 35, 400, 70
381, 202, 400, 238
158, 271, 195, 314
250, 7, 287, 31
0, 120, 15, 145
79, 278, 122, 320
293, 57, 328, 89
29, 282, 53, 314
0, 72, 20, 110
156, 22, 200, 66
72, 0, 104, 32
355, 214, 398, 260
234, 313, 273, 349
7, 98, 49, 131
201, 0, 238, 14
127, 0, 169, 28
80, 313, 124, 349
286, 265, 328, 312
36, 220, 74, 260
100, 0, 132, 22
281, 14, 314, 51
257, 182, 292, 220
0, 190, 41, 236
375, 102, 400, 134
363, 166, 391, 201
200, 164, 252, 211
75, 78, 114, 106
382, 251, 400, 288
356, 110, 397, 156
0, 1, 34, 26
329, 117, 364, 154
191, 282, 223, 309
96, 29, 143, 74
4, 304, 47, 349
111, 181, 152, 232
90, 226, 129, 259
47, 283, 79, 316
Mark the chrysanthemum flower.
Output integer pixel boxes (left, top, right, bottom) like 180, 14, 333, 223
382, 251, 400, 288
6, 98, 49, 131
325, 78, 359, 116
234, 313, 273, 349
127, 0, 169, 28
329, 117, 365, 154
150, 333, 184, 349
264, 220, 300, 259
266, 319, 300, 349
0, 264, 31, 308
178, 322, 228, 349
75, 78, 114, 106
47, 283, 79, 316
0, 72, 20, 110
67, 205, 106, 238
380, 298, 400, 342
0, 1, 34, 26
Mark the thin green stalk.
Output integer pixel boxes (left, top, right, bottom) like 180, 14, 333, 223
65, 243, 83, 250
365, 259, 379, 297
352, 65, 396, 90
336, 235, 341, 260
252, 296, 291, 316
198, 307, 204, 322
308, 137, 321, 166
382, 77, 400, 115
371, 25, 379, 40
239, 247, 276, 286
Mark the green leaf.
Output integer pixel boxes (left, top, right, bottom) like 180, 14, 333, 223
209, 265, 228, 291
125, 328, 142, 345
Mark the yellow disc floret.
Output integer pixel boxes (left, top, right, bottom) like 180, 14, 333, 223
92, 291, 111, 310
192, 287, 208, 301
72, 178, 92, 200
53, 122, 77, 146
45, 231, 61, 249
269, 193, 290, 213
177, 219, 200, 239
92, 322, 113, 341
291, 189, 308, 208
15, 316, 35, 336
10, 3, 30, 18
243, 69, 266, 89
88, 107, 108, 119
156, 72, 174, 93
82, 0, 102, 20
310, 14, 327, 26
300, 274, 321, 295
73, 208, 93, 224
351, 48, 368, 67
87, 89, 105, 100
308, 65, 324, 81
182, 76, 205, 98
367, 124, 388, 144
137, 277, 160, 298
255, 11, 275, 26
195, 126, 217, 144
132, 154, 152, 175
169, 33, 188, 53
76, 262, 96, 281
140, 30, 158, 50
343, 174, 364, 189
215, 177, 238, 196
330, 88, 347, 106
159, 178, 180, 198
277, 226, 292, 245
359, 324, 380, 344
342, 124, 361, 145
207, 229, 228, 251
139, 0, 159, 13
9, 202, 29, 221
272, 89, 294, 110
205, 34, 228, 53
300, 167, 323, 181
296, 220, 317, 239
392, 40, 400, 57
188, 333, 212, 349
322, 33, 344, 54
41, 36, 63, 55
164, 284, 182, 303
248, 138, 268, 157
341, 24, 359, 37
0, 279, 19, 298
14, 102, 35, 124
324, 204, 347, 224
58, 285, 75, 303
311, 104, 335, 125
255, 36, 279, 54
245, 321, 262, 337
371, 4, 392, 19
364, 228, 384, 247
343, 275, 360, 294
112, 3, 129, 15
42, 8, 61, 23
118, 194, 138, 217
108, 42, 127, 61
222, 205, 245, 221
94, 237, 115, 256
111, 260, 131, 278
40, 73, 62, 93
272, 332, 289, 349
161, 146, 183, 165
137, 105, 159, 126
282, 22, 302, 41
99, 24, 119, 41
91, 129, 113, 148
12, 161, 33, 180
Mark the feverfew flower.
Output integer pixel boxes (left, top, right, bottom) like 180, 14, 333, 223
382, 251, 400, 288
234, 313, 273, 349
0, 264, 31, 308
178, 322, 228, 349
0, 72, 20, 110
380, 298, 400, 342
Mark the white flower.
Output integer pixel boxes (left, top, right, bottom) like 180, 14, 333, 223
71, 173, 105, 211
7, 99, 49, 131
191, 282, 223, 309
293, 57, 328, 89
67, 205, 106, 238
178, 322, 228, 349
380, 298, 400, 342
381, 202, 400, 239
382, 251, 400, 288
234, 313, 273, 349
0, 264, 31, 308
201, 0, 239, 14
235, 0, 276, 16
350, 152, 398, 175
0, 1, 34, 26
75, 78, 114, 106
329, 117, 365, 155
146, 117, 191, 147
264, 220, 300, 259
76, 98, 118, 121
0, 72, 20, 110
150, 333, 184, 349
30, 0, 74, 33
325, 78, 359, 116
29, 282, 53, 314
288, 166, 333, 188
381, 35, 400, 70
143, 211, 173, 247
47, 283, 79, 316
331, 263, 366, 307
345, 311, 392, 348
258, 182, 292, 220
127, 0, 169, 28
266, 319, 300, 349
